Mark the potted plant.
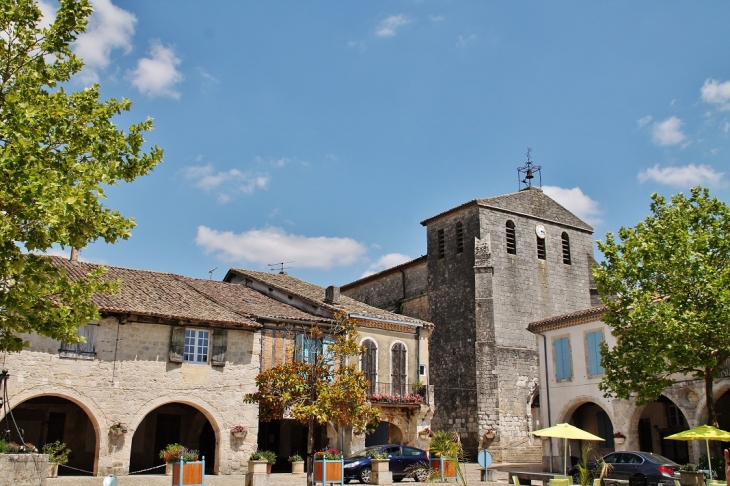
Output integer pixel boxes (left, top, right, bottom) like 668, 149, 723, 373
419, 427, 434, 438
613, 431, 626, 445
428, 431, 459, 482
250, 450, 276, 474
289, 454, 304, 474
680, 463, 705, 486
159, 444, 199, 476
42, 441, 70, 478
230, 424, 247, 438
314, 447, 343, 483
484, 428, 496, 440
412, 379, 426, 397
368, 449, 391, 476
109, 422, 128, 436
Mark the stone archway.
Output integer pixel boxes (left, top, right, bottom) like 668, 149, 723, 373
629, 395, 689, 464
129, 402, 217, 475
3, 395, 99, 476
557, 400, 614, 468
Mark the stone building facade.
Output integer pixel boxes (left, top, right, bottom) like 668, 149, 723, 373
342, 187, 598, 461
528, 307, 730, 471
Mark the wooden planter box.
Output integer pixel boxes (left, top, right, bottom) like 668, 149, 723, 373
430, 457, 458, 481
172, 459, 205, 486
314, 459, 344, 485
291, 461, 305, 474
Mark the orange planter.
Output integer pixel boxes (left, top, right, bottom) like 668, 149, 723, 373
172, 461, 204, 486
314, 460, 343, 483
430, 457, 458, 480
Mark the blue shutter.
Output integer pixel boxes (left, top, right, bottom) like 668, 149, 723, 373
554, 338, 572, 380
587, 331, 605, 375
294, 334, 305, 362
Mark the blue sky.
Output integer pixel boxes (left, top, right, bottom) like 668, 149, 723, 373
42, 0, 730, 287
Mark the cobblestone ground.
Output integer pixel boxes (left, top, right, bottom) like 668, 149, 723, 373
46, 462, 522, 485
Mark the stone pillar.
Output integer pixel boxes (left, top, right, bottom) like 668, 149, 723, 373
371, 459, 393, 485
245, 461, 270, 486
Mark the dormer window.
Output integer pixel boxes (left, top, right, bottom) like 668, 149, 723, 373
506, 221, 516, 255
456, 222, 464, 254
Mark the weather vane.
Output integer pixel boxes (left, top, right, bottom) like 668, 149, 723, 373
268, 261, 294, 274
517, 148, 542, 190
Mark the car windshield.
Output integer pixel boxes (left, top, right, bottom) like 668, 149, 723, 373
348, 447, 382, 459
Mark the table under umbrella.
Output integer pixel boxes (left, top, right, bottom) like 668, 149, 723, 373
665, 425, 730, 480
532, 423, 606, 474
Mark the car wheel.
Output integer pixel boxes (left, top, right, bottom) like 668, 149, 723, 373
414, 468, 429, 482
360, 467, 372, 484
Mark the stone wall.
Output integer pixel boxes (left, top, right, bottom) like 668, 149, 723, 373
3, 317, 260, 476
0, 454, 48, 486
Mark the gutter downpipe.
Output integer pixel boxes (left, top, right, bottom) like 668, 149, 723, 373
537, 331, 553, 472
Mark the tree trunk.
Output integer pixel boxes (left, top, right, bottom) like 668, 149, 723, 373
307, 415, 315, 486
706, 371, 717, 427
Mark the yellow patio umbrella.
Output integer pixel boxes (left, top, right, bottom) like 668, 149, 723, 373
665, 425, 730, 480
533, 423, 606, 474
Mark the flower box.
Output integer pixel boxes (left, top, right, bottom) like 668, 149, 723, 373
248, 460, 270, 475
680, 471, 705, 486
291, 461, 305, 474
430, 457, 458, 481
314, 458, 344, 484
614, 437, 625, 445
172, 458, 205, 486
232, 431, 247, 439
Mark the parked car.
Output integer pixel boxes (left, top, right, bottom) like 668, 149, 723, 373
567, 451, 680, 486
343, 444, 430, 483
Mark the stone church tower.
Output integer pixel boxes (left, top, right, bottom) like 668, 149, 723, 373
342, 186, 596, 461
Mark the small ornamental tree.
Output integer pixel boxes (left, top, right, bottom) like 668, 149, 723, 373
244, 313, 380, 486
0, 0, 162, 351
594, 187, 730, 426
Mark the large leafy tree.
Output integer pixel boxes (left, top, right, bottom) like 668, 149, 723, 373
0, 0, 162, 351
594, 187, 730, 426
244, 313, 381, 486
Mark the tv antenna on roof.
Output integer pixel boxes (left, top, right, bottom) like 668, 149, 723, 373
517, 148, 542, 190
208, 267, 218, 280
268, 261, 294, 274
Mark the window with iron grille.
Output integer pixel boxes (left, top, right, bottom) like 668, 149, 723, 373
361, 339, 377, 395
437, 229, 445, 259
59, 323, 97, 360
537, 236, 546, 260
506, 221, 516, 255
561, 232, 571, 265
391, 342, 407, 395
455, 222, 464, 254
184, 329, 209, 363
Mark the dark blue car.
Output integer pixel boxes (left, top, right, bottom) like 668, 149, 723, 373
343, 444, 430, 483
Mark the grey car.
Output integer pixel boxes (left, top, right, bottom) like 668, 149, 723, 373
567, 451, 680, 486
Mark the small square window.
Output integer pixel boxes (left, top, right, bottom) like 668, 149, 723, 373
184, 329, 209, 363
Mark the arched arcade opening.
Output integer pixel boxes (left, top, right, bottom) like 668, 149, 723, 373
3, 395, 97, 476
635, 395, 689, 464
130, 402, 216, 475
562, 402, 615, 465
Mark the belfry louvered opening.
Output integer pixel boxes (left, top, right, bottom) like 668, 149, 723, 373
506, 221, 516, 255
561, 232, 571, 265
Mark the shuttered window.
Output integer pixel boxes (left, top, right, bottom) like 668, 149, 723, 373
561, 232, 571, 265
537, 236, 546, 260
184, 329, 209, 363
59, 323, 97, 360
553, 337, 572, 380
361, 339, 377, 395
506, 221, 516, 255
211, 330, 228, 366
295, 334, 335, 368
597, 411, 615, 448
437, 229, 445, 259
456, 222, 464, 254
391, 343, 407, 395
586, 331, 605, 376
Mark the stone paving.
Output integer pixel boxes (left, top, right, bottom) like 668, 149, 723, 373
46, 462, 537, 485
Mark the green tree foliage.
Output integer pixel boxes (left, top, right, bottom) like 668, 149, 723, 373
594, 187, 730, 426
244, 313, 381, 486
0, 0, 162, 351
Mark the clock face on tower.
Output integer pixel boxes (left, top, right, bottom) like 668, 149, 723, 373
535, 224, 546, 239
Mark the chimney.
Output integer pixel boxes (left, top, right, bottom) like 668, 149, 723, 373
324, 285, 340, 304
70, 247, 79, 262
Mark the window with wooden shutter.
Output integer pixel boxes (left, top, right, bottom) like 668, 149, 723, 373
59, 323, 97, 360
391, 343, 407, 395
586, 331, 605, 376
553, 337, 572, 380
169, 327, 185, 363
361, 339, 377, 395
211, 330, 228, 366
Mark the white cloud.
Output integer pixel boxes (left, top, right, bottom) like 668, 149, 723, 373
74, 0, 136, 84
724, 122, 730, 133
456, 34, 477, 48
637, 115, 653, 128
542, 185, 603, 225
180, 164, 269, 203
430, 15, 444, 22
36, 0, 56, 29
375, 15, 411, 37
129, 40, 183, 99
195, 226, 367, 269
360, 253, 412, 278
637, 164, 725, 188
701, 78, 730, 111
651, 116, 687, 146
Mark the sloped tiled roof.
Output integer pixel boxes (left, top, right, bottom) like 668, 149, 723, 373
225, 268, 434, 329
49, 257, 320, 328
420, 187, 593, 232
527, 305, 608, 333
